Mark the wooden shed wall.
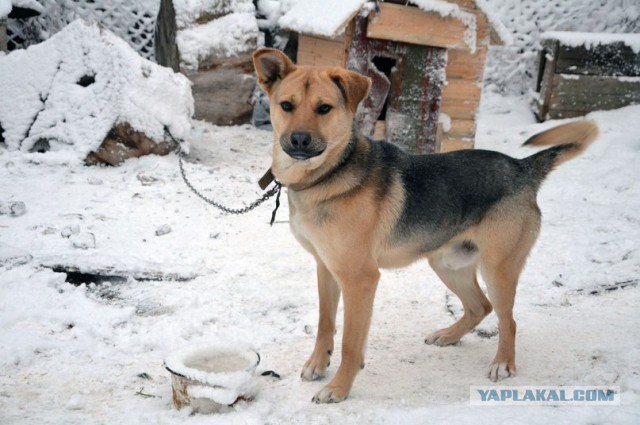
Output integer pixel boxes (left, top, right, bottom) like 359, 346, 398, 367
439, 0, 491, 152
534, 37, 640, 120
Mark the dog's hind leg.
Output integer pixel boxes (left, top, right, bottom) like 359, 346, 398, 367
302, 259, 341, 381
478, 201, 541, 381
425, 251, 492, 346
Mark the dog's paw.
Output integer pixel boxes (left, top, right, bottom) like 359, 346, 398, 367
424, 329, 462, 346
488, 362, 516, 382
301, 363, 326, 381
301, 351, 331, 381
312, 384, 348, 404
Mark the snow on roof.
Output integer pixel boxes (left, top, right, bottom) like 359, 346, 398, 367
409, 0, 477, 52
541, 31, 640, 54
0, 19, 193, 160
279, 0, 367, 37
279, 0, 481, 51
474, 0, 513, 45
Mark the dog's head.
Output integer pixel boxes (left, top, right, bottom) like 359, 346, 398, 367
253, 48, 371, 187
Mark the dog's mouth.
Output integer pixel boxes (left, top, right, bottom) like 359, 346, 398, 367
284, 148, 325, 161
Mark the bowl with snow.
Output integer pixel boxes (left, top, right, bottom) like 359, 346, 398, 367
164, 344, 260, 414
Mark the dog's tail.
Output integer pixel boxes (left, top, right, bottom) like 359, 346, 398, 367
522, 119, 598, 186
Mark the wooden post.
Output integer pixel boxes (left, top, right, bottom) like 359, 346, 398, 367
385, 44, 446, 154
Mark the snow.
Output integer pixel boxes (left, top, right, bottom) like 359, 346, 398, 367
164, 344, 258, 389
279, 0, 366, 37
0, 19, 193, 160
481, 0, 640, 95
1, 99, 639, 423
279, 0, 477, 51
0, 0, 10, 19
10, 0, 43, 13
1, 3, 640, 424
172, 0, 261, 72
541, 31, 640, 54
172, 0, 256, 29
176, 12, 261, 72
409, 0, 477, 52
474, 0, 513, 45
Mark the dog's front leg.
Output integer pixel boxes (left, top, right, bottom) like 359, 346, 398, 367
302, 260, 341, 381
312, 265, 380, 403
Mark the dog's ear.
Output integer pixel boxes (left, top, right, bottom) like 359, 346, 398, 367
329, 69, 372, 113
253, 48, 296, 94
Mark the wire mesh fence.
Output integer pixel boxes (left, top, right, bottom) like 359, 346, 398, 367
6, 0, 160, 60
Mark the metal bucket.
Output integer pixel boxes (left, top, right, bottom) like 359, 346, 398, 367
164, 344, 260, 414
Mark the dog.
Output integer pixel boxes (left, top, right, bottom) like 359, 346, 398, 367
252, 47, 598, 403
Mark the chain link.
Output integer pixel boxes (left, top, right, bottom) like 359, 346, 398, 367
166, 127, 282, 222
178, 149, 282, 215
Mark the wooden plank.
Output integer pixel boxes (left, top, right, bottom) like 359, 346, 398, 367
534, 39, 558, 121
373, 120, 386, 141
548, 74, 640, 112
385, 44, 447, 154
440, 137, 474, 152
441, 78, 482, 101
447, 0, 502, 46
441, 97, 479, 120
555, 42, 640, 77
445, 46, 487, 81
348, 15, 404, 138
367, 3, 470, 51
297, 35, 346, 67
445, 119, 476, 138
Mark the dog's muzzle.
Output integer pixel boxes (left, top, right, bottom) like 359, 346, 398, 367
281, 132, 325, 160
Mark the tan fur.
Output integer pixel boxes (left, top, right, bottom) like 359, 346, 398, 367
252, 48, 596, 403
524, 120, 599, 166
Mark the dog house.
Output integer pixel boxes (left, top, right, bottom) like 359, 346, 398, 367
279, 0, 503, 153
533, 31, 640, 121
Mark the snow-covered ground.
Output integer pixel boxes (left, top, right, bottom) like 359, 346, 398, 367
1, 91, 639, 423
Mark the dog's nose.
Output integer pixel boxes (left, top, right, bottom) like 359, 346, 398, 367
291, 132, 311, 148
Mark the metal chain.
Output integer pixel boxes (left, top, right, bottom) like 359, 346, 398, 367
165, 127, 282, 222
178, 149, 281, 215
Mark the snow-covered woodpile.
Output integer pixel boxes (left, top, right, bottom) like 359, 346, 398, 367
280, 0, 503, 153
0, 19, 193, 164
155, 0, 263, 126
533, 32, 640, 121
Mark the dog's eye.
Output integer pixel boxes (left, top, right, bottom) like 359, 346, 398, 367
280, 101, 294, 112
317, 104, 332, 115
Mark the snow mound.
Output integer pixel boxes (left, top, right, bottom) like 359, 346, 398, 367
176, 12, 260, 71
172, 0, 255, 30
0, 19, 193, 160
